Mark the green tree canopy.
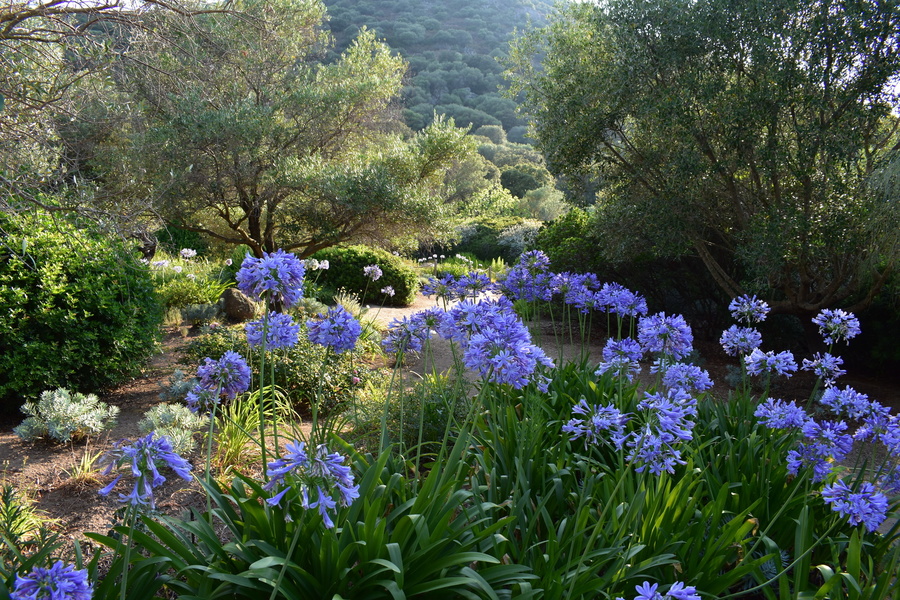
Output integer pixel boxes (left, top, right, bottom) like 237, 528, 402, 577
96, 0, 474, 257
508, 0, 900, 314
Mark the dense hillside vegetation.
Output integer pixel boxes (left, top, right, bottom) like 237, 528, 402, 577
322, 0, 553, 138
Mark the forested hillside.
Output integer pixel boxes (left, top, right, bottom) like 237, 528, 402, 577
322, 0, 553, 138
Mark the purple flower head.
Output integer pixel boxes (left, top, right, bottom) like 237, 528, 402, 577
801, 352, 846, 386
619, 582, 700, 600
719, 325, 763, 357
626, 425, 687, 476
788, 419, 854, 482
745, 348, 798, 377
421, 274, 461, 302
363, 264, 382, 281
99, 432, 192, 510
500, 250, 553, 302
185, 383, 219, 415
819, 386, 871, 420
638, 313, 694, 360
264, 441, 358, 528
812, 309, 861, 345
381, 286, 395, 297
246, 312, 300, 350
755, 397, 809, 429
235, 249, 306, 309
822, 480, 889, 532
595, 337, 643, 381
180, 248, 197, 259
11, 561, 92, 600
728, 294, 770, 325
662, 362, 714, 394
563, 398, 630, 449
464, 329, 554, 390
598, 283, 649, 317
307, 306, 362, 354
382, 313, 432, 354
457, 272, 495, 298
634, 581, 661, 600
638, 388, 698, 443
196, 351, 251, 400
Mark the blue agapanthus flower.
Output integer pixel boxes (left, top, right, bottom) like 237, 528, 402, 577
745, 348, 798, 377
822, 480, 889, 532
307, 306, 362, 354
263, 441, 359, 529
661, 362, 714, 394
363, 264, 382, 281
421, 274, 462, 302
500, 250, 553, 302
755, 397, 810, 429
99, 432, 192, 510
788, 419, 854, 482
812, 308, 861, 345
245, 312, 300, 350
235, 249, 306, 309
196, 350, 252, 400
382, 308, 449, 354
11, 561, 92, 600
457, 271, 495, 298
638, 312, 694, 360
719, 325, 763, 357
820, 386, 872, 420
728, 294, 770, 325
598, 282, 649, 317
617, 581, 701, 600
801, 352, 846, 385
563, 398, 630, 449
595, 337, 643, 381
185, 384, 219, 415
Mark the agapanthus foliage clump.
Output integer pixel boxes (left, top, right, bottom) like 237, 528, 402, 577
11, 561, 92, 600
236, 249, 306, 309
263, 440, 359, 528
99, 432, 192, 510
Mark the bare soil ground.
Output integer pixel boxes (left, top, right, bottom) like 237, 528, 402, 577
1, 294, 898, 548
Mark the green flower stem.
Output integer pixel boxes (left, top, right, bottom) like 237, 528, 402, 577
258, 308, 270, 478
269, 511, 305, 600
119, 503, 137, 600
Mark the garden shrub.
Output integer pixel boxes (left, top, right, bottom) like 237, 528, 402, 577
13, 388, 119, 443
0, 212, 163, 406
310, 245, 418, 307
183, 324, 369, 415
138, 403, 206, 456
453, 216, 526, 263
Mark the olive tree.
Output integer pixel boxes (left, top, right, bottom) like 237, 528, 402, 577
507, 0, 900, 314
100, 0, 474, 257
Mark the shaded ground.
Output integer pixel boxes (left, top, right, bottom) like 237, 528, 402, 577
1, 294, 898, 547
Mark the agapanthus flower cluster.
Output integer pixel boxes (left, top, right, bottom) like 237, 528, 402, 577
819, 386, 872, 420
660, 362, 714, 394
500, 250, 553, 302
306, 306, 362, 354
638, 313, 694, 360
245, 312, 300, 350
150, 259, 170, 269
263, 440, 359, 528
381, 285, 395, 297
99, 432, 192, 510
563, 398, 629, 448
812, 309, 861, 345
180, 248, 197, 259
597, 282, 649, 317
304, 258, 329, 271
363, 264, 382, 281
754, 397, 810, 429
787, 419, 854, 482
196, 350, 252, 400
801, 352, 846, 386
719, 325, 763, 357
595, 337, 643, 381
821, 480, 889, 532
442, 297, 553, 390
382, 307, 449, 354
457, 271, 495, 298
11, 561, 93, 600
728, 294, 769, 325
745, 348, 798, 377
616, 581, 701, 600
421, 274, 462, 302
235, 249, 306, 309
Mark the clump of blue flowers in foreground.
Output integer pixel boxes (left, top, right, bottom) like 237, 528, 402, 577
11, 561, 92, 600
99, 432, 193, 509
617, 581, 700, 600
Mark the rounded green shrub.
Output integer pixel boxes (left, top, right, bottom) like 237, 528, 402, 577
0, 211, 163, 407
311, 245, 418, 307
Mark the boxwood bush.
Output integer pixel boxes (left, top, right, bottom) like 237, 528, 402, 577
311, 245, 418, 307
0, 211, 162, 408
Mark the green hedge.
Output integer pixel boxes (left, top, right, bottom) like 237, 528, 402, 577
0, 211, 162, 407
311, 245, 418, 307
